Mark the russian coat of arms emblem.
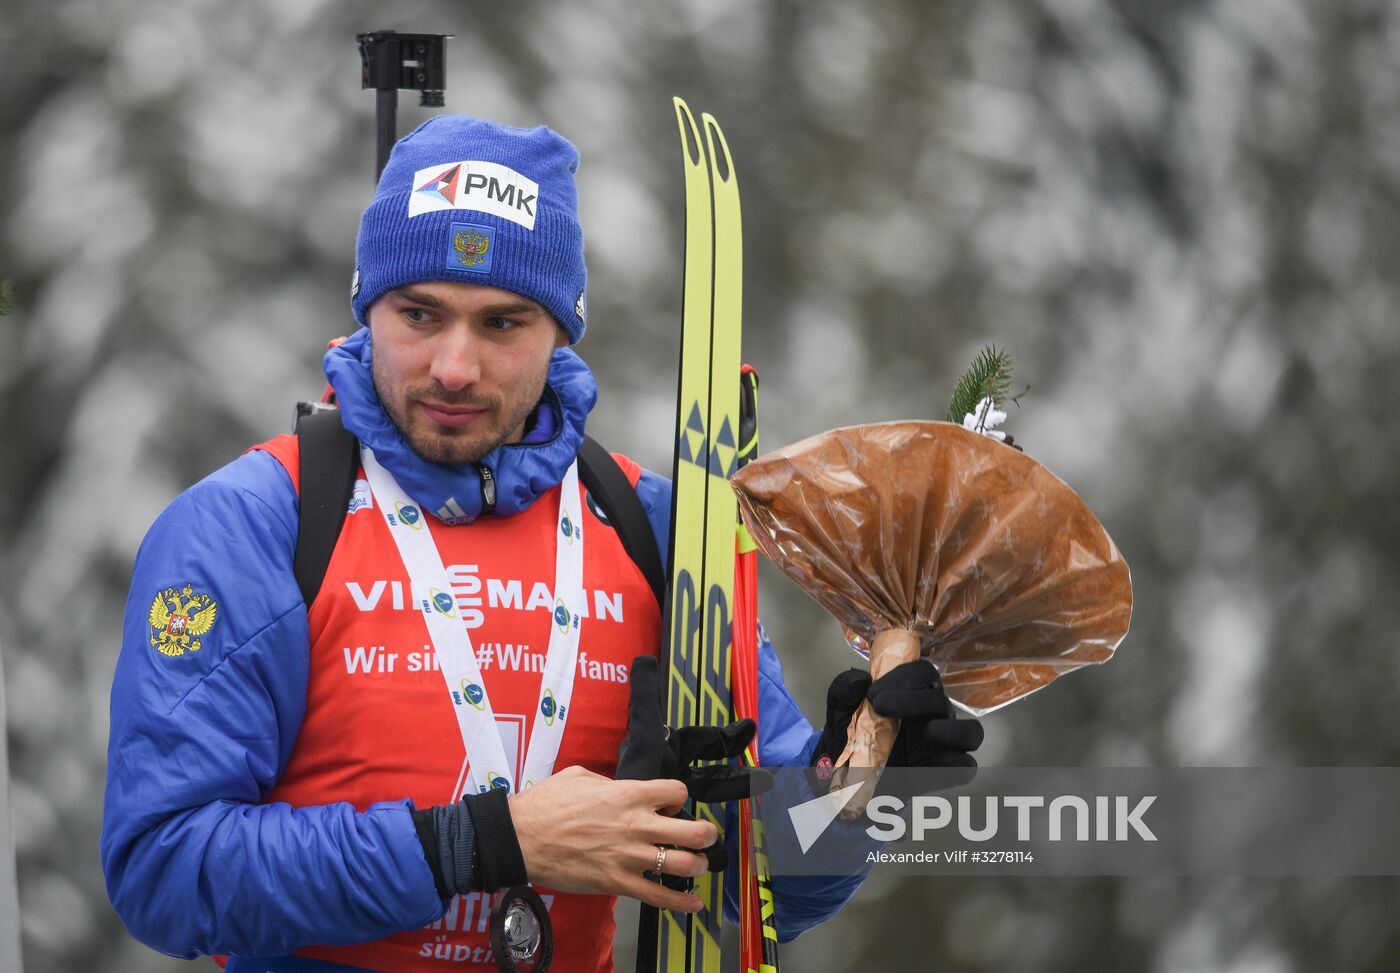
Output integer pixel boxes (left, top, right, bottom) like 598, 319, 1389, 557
453, 228, 491, 268
148, 583, 219, 657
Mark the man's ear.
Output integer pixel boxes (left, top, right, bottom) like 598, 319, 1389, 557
554, 325, 570, 349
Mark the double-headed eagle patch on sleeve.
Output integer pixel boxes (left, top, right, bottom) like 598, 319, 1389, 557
148, 583, 219, 657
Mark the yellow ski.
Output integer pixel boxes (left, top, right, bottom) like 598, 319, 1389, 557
688, 109, 742, 973
640, 96, 744, 973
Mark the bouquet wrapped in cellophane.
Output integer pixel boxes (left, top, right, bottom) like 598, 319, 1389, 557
731, 420, 1132, 795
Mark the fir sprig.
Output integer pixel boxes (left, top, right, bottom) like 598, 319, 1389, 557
0, 279, 12, 318
945, 345, 1014, 424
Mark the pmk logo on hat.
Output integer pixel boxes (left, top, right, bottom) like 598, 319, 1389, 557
448, 222, 495, 274
408, 160, 541, 230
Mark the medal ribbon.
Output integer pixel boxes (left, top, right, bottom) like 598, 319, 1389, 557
361, 445, 586, 795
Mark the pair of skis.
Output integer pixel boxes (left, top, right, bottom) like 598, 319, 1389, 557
636, 98, 778, 973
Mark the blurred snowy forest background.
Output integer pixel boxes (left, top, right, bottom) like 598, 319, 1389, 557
3, 0, 1400, 970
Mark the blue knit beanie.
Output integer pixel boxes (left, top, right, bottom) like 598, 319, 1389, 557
351, 115, 587, 343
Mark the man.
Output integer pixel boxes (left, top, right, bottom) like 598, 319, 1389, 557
102, 116, 981, 971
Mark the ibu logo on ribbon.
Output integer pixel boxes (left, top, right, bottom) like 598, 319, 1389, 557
559, 509, 580, 544
486, 772, 512, 792
454, 679, 486, 710
552, 597, 577, 634
391, 501, 422, 529
540, 688, 566, 726
425, 587, 457, 618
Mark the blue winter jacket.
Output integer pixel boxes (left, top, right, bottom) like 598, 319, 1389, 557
102, 331, 864, 963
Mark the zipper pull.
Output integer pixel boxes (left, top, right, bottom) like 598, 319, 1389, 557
479, 464, 497, 514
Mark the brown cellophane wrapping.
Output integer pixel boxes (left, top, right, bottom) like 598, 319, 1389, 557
731, 421, 1133, 720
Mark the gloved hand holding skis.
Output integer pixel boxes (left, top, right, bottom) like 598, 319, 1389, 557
616, 655, 773, 874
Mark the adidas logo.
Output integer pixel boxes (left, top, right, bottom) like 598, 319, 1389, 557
437, 497, 472, 524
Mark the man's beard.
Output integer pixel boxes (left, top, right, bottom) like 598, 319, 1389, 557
373, 360, 550, 466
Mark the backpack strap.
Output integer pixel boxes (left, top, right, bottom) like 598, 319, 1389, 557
577, 436, 666, 608
293, 407, 359, 606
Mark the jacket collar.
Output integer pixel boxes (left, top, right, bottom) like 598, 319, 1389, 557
323, 328, 596, 523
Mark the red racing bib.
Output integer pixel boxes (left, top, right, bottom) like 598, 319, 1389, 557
256, 434, 661, 972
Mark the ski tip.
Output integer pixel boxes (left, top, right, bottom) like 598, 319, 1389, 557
673, 97, 703, 166
700, 113, 736, 185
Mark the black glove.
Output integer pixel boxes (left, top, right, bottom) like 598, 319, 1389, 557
616, 655, 773, 802
812, 660, 984, 790
616, 655, 773, 873
812, 667, 873, 779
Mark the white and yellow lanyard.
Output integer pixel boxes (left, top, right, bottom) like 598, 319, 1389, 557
361, 444, 586, 794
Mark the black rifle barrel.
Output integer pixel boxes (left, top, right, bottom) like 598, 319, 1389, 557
357, 30, 452, 182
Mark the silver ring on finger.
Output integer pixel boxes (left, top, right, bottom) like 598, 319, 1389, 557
654, 845, 667, 875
